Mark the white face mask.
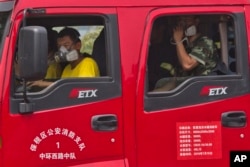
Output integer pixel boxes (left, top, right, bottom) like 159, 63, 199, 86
57, 46, 79, 62
66, 50, 79, 62
59, 46, 68, 53
185, 25, 197, 36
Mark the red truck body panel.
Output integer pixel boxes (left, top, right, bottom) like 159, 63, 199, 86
0, 0, 250, 166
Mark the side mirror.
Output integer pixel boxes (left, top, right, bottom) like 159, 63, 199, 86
18, 26, 48, 81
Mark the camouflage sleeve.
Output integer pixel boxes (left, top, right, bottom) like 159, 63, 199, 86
188, 36, 214, 65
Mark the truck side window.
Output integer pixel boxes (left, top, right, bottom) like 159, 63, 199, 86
147, 14, 235, 92
0, 12, 9, 43
14, 16, 107, 93
144, 13, 248, 112
11, 14, 121, 114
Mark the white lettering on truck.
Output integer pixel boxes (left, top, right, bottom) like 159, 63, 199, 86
209, 87, 227, 96
78, 89, 97, 98
30, 127, 86, 160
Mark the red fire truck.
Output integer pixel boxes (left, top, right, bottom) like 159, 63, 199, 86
1, 0, 250, 166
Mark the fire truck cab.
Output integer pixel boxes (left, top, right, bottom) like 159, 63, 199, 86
1, 0, 250, 166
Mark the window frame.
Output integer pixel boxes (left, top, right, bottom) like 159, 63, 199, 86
10, 13, 121, 114
144, 11, 249, 112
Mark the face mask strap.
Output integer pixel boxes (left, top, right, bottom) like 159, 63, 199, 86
170, 37, 188, 45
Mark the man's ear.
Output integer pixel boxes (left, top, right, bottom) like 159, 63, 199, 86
75, 41, 82, 50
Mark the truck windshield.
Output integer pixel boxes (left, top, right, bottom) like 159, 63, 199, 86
0, 0, 14, 58
0, 11, 10, 45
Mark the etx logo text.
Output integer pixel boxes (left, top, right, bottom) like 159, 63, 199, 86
230, 151, 250, 167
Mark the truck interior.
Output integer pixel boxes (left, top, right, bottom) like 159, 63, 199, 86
147, 14, 235, 92
12, 12, 237, 94
13, 14, 107, 93
25, 14, 106, 74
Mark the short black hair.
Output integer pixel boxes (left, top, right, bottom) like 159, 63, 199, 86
58, 27, 81, 43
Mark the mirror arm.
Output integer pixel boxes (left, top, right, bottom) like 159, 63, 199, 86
19, 79, 34, 114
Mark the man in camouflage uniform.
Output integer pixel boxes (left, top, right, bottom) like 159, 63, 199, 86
177, 35, 218, 77
153, 15, 218, 91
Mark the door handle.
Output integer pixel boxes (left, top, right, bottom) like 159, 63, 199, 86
91, 114, 117, 131
221, 111, 247, 127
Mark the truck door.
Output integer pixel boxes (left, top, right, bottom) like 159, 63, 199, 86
136, 6, 250, 167
4, 7, 124, 167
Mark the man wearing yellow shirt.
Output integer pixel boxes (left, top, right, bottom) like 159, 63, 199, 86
29, 27, 100, 88
45, 29, 62, 79
57, 27, 100, 78
61, 56, 99, 78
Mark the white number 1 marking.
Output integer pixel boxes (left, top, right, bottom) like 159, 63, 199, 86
56, 142, 60, 149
